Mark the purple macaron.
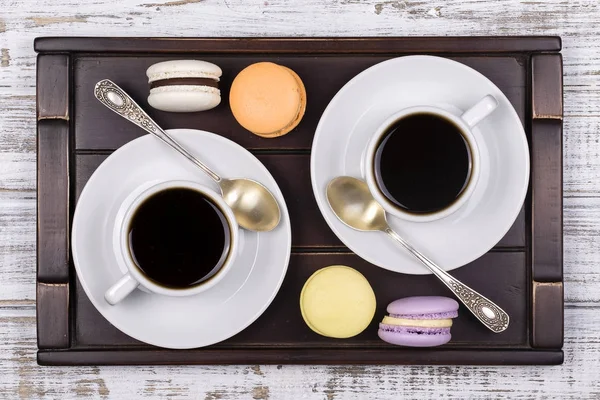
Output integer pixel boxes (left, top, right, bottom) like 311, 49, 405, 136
378, 296, 459, 347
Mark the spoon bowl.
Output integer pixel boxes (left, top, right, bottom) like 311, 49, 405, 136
326, 176, 388, 232
220, 178, 280, 232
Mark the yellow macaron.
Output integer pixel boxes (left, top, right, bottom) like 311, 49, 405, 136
229, 62, 306, 138
300, 265, 376, 339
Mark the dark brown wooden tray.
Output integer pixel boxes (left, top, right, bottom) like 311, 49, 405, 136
35, 37, 564, 365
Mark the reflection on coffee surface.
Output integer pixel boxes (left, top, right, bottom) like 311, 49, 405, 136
374, 113, 471, 214
127, 188, 231, 289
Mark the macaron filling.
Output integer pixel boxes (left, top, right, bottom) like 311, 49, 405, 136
382, 316, 453, 328
150, 77, 219, 90
147, 69, 221, 81
379, 323, 451, 335
390, 311, 458, 320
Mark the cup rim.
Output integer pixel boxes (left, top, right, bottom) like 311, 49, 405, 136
364, 106, 481, 223
116, 179, 239, 296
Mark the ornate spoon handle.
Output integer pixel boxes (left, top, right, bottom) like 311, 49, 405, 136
385, 227, 510, 333
93, 79, 221, 182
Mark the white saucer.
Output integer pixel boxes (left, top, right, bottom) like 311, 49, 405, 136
311, 56, 529, 275
72, 129, 291, 349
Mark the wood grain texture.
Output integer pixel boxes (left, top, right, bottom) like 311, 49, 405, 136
70, 252, 528, 350
38, 348, 563, 366
73, 55, 526, 151
58, 40, 538, 366
532, 54, 563, 120
34, 36, 562, 53
36, 283, 70, 349
1, 0, 599, 397
1, 307, 597, 399
532, 120, 563, 281
37, 119, 70, 283
532, 282, 564, 349
36, 55, 69, 120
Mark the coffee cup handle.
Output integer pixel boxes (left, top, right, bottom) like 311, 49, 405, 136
460, 95, 498, 128
104, 273, 139, 305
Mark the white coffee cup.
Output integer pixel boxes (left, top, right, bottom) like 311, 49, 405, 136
104, 180, 239, 305
364, 95, 498, 222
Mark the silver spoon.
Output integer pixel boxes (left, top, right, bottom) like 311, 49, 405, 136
326, 176, 509, 333
94, 79, 281, 232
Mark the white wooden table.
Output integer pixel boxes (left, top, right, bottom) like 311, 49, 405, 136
1, 0, 599, 398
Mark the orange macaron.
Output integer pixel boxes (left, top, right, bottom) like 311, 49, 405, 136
229, 62, 306, 138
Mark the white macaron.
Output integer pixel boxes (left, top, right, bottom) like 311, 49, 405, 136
146, 60, 222, 113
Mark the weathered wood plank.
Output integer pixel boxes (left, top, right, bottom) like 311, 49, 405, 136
17, 192, 597, 304
71, 54, 527, 151
2, 190, 597, 305
0, 191, 36, 302
71, 252, 529, 350
0, 153, 36, 191
563, 116, 600, 196
532, 54, 563, 120
1, 307, 598, 398
1, 0, 600, 396
0, 191, 600, 304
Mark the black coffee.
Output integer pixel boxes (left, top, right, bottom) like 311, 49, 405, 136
373, 113, 471, 214
128, 188, 231, 289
